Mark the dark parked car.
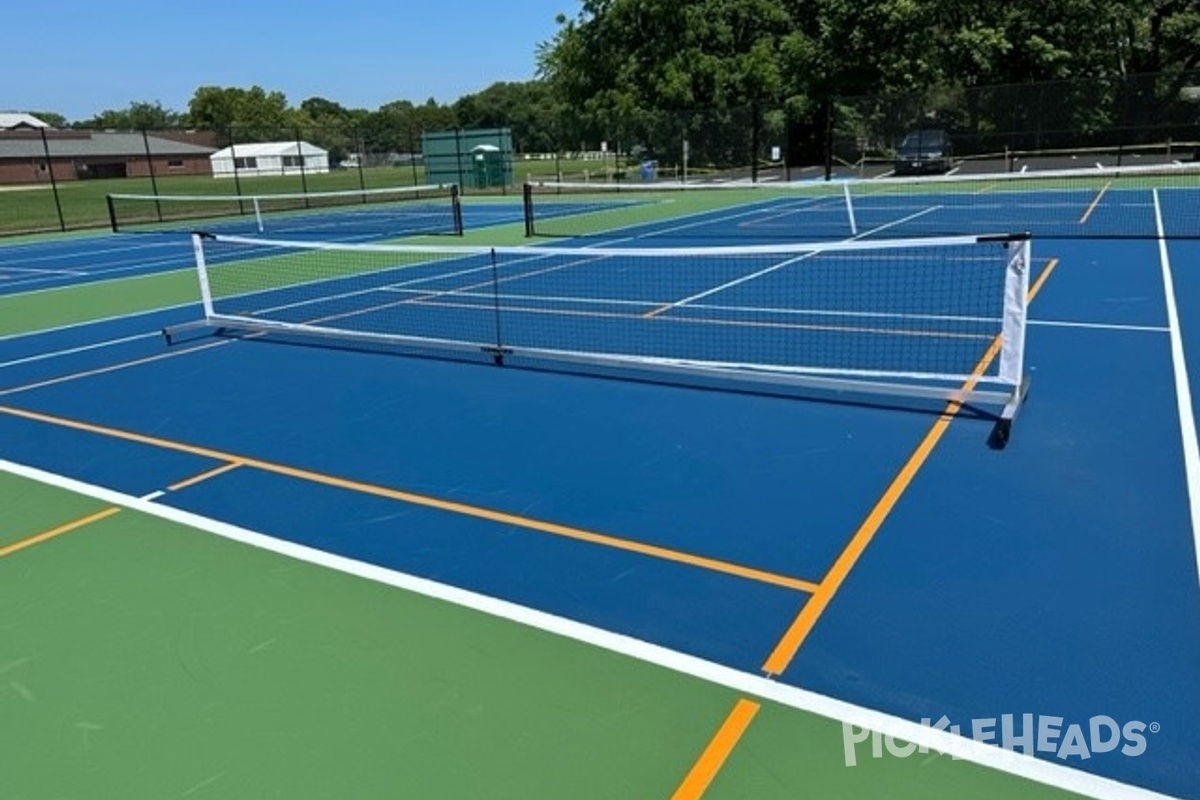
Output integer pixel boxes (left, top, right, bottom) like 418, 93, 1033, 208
893, 129, 953, 175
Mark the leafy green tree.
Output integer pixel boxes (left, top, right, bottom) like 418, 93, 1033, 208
188, 86, 241, 134
29, 111, 68, 128
454, 81, 564, 152
539, 0, 1200, 166
294, 97, 358, 161
359, 100, 422, 155
76, 100, 183, 130
187, 86, 294, 143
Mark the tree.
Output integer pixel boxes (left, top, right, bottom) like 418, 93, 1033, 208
453, 81, 564, 152
538, 0, 1200, 167
294, 96, 358, 161
76, 100, 183, 130
539, 0, 797, 165
29, 111, 69, 128
187, 86, 294, 143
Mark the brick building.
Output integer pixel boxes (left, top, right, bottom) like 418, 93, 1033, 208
0, 128, 215, 184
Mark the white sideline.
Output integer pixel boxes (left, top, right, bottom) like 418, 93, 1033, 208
0, 457, 1182, 800
0, 302, 197, 344
1152, 189, 1200, 586
0, 332, 160, 370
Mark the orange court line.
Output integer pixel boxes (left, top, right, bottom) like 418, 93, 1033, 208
0, 506, 121, 559
0, 404, 818, 593
1028, 257, 1061, 300
669, 699, 760, 800
761, 256, 1059, 676
167, 461, 245, 492
1080, 181, 1112, 224
0, 339, 231, 398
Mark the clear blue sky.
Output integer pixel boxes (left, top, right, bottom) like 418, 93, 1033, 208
6, 0, 574, 121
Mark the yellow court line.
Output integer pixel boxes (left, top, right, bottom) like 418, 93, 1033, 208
669, 699, 760, 800
1080, 181, 1112, 223
0, 339, 231, 398
1028, 257, 1061, 300
761, 257, 1059, 676
167, 461, 245, 492
0, 404, 818, 594
0, 506, 122, 559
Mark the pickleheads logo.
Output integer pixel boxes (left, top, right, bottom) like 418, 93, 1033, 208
842, 715, 1159, 767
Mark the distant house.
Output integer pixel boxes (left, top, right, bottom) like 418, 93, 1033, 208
0, 112, 51, 130
0, 129, 216, 184
209, 141, 329, 179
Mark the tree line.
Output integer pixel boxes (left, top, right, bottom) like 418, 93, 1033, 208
28, 0, 1200, 166
32, 83, 565, 161
539, 0, 1199, 112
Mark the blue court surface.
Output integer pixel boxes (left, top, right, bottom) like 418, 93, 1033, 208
0, 200, 528, 294
1, 183, 1198, 799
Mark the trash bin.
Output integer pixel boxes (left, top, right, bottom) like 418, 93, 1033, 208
640, 160, 657, 181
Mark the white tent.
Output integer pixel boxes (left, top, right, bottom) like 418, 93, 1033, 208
210, 141, 329, 178
0, 112, 51, 130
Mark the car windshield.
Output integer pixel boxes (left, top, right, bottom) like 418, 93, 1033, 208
899, 131, 947, 152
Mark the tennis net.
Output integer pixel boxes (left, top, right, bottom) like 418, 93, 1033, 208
108, 184, 463, 239
175, 231, 1032, 434
523, 161, 1200, 241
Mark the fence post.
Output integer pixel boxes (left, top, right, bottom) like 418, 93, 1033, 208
411, 129, 421, 187
39, 127, 66, 232
229, 127, 246, 211
455, 128, 466, 193
140, 130, 163, 224
823, 99, 834, 182
295, 127, 310, 202
751, 102, 761, 183
784, 115, 792, 182
354, 125, 367, 193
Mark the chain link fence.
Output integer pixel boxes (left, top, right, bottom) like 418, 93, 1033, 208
2, 71, 1197, 236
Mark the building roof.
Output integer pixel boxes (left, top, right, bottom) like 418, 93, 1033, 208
0, 112, 50, 130
0, 131, 216, 160
211, 141, 328, 159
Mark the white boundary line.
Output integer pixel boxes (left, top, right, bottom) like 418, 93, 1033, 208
0, 266, 88, 276
0, 456, 1180, 800
648, 251, 822, 314
590, 195, 835, 247
1028, 319, 1169, 333
0, 262, 193, 300
1153, 189, 1200, 586
648, 205, 946, 315
0, 340, 231, 397
0, 236, 185, 266
0, 257, 195, 293
0, 332, 161, 370
0, 302, 198, 344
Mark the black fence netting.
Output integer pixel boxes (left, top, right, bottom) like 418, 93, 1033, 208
2, 70, 1197, 236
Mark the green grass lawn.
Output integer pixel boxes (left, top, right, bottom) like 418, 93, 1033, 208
0, 167, 429, 236
0, 154, 718, 237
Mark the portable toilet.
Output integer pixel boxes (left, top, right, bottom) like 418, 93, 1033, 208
471, 144, 504, 188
